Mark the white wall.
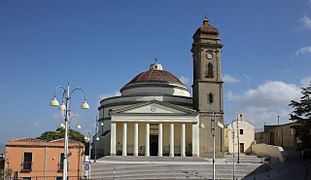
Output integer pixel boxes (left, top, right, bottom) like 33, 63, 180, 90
225, 114, 255, 154
252, 143, 285, 162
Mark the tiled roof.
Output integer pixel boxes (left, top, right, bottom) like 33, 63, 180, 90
49, 138, 83, 145
128, 70, 183, 84
7, 137, 46, 143
6, 137, 84, 148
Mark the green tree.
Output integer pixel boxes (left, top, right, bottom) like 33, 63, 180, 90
0, 168, 12, 180
37, 128, 86, 144
289, 82, 311, 147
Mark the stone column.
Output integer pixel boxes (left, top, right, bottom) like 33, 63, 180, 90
110, 122, 116, 156
158, 123, 163, 157
145, 123, 150, 156
192, 123, 200, 157
169, 123, 174, 157
181, 123, 186, 157
134, 123, 139, 156
122, 123, 127, 156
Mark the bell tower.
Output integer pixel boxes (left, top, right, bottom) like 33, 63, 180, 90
191, 17, 224, 157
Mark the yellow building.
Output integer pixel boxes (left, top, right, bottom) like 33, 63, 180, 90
224, 113, 255, 154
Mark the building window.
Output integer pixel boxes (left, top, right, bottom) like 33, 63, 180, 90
56, 177, 69, 180
270, 132, 275, 145
22, 152, 32, 171
208, 93, 214, 104
59, 153, 64, 171
240, 129, 244, 135
22, 177, 31, 180
207, 62, 214, 77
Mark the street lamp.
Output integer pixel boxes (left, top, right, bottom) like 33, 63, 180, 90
236, 117, 240, 163
211, 111, 224, 180
49, 83, 89, 180
232, 128, 235, 180
94, 116, 103, 162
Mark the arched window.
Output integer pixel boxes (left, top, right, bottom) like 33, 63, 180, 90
207, 62, 214, 77
208, 93, 214, 104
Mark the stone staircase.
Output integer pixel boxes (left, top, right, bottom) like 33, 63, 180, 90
89, 155, 269, 179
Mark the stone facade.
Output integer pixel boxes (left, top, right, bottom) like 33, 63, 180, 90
255, 122, 297, 149
191, 18, 224, 157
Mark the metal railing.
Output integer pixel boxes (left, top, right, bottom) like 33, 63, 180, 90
21, 161, 32, 171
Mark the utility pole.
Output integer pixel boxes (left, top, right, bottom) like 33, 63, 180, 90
236, 118, 240, 163
212, 112, 216, 180
232, 129, 235, 180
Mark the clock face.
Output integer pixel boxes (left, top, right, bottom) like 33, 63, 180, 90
207, 53, 213, 59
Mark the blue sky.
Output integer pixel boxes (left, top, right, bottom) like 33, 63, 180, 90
0, 0, 311, 144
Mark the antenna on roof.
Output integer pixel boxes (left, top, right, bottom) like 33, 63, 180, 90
154, 58, 158, 63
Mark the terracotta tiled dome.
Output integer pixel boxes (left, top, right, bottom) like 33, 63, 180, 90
127, 69, 183, 85
120, 63, 189, 97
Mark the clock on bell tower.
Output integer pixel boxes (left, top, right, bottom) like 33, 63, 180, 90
191, 17, 224, 114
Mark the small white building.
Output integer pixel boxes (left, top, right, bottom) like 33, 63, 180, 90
224, 113, 255, 154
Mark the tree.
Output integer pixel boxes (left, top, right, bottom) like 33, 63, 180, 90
37, 128, 86, 144
289, 82, 311, 147
0, 168, 12, 180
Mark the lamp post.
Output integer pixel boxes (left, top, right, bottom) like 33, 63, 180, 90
94, 116, 100, 162
50, 83, 89, 180
84, 117, 103, 163
232, 128, 235, 180
236, 118, 240, 163
211, 111, 224, 180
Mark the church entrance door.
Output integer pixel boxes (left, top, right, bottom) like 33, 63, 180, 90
150, 135, 158, 156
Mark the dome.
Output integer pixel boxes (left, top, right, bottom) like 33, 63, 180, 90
120, 63, 190, 97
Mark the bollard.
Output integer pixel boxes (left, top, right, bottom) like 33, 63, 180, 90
113, 166, 116, 179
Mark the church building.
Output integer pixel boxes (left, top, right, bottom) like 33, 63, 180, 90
96, 18, 224, 158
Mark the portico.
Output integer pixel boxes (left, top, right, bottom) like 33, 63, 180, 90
109, 101, 200, 157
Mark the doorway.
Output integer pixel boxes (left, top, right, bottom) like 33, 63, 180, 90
239, 143, 244, 153
150, 135, 158, 156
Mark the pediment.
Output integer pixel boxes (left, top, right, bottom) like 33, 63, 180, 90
111, 100, 196, 115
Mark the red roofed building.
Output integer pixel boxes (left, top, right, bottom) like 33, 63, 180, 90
5, 137, 84, 179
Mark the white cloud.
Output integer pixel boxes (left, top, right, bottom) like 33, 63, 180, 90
51, 112, 63, 121
302, 14, 311, 29
13, 122, 25, 127
222, 74, 240, 83
296, 46, 311, 56
32, 121, 40, 127
179, 76, 190, 86
227, 81, 301, 128
301, 76, 311, 87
